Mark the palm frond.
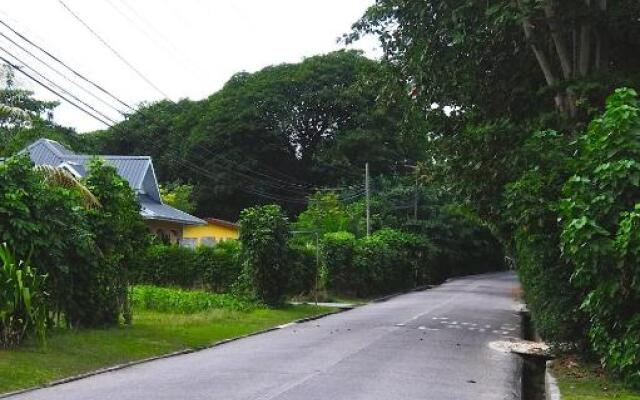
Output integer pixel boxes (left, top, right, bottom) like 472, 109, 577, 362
34, 165, 101, 209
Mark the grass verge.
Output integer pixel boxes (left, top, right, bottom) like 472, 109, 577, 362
552, 356, 640, 400
0, 303, 333, 394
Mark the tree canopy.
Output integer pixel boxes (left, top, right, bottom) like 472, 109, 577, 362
90, 50, 424, 219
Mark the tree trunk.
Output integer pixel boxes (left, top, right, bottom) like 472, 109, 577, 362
578, 0, 592, 77
544, 2, 573, 79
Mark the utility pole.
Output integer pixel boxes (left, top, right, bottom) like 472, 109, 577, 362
414, 171, 419, 221
365, 162, 371, 237
315, 232, 320, 306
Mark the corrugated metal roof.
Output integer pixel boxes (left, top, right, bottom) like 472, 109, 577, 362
21, 139, 149, 191
20, 138, 205, 226
71, 156, 150, 191
139, 194, 205, 225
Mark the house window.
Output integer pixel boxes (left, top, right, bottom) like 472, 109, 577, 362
180, 238, 197, 249
200, 237, 217, 247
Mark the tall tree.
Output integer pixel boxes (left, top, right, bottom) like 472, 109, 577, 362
348, 0, 640, 122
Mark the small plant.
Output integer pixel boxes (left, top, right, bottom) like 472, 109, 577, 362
0, 244, 48, 348
131, 285, 255, 313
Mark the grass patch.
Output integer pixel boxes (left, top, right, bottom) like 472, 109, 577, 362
131, 285, 255, 313
552, 356, 640, 400
0, 302, 333, 394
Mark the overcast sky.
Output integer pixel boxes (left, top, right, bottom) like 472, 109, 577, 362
2, 0, 379, 132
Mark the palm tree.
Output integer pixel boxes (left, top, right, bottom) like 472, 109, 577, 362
34, 165, 101, 209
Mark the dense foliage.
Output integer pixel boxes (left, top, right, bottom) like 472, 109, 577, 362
133, 241, 242, 293
87, 51, 424, 219
349, 0, 640, 383
131, 285, 254, 314
239, 205, 290, 305
0, 245, 48, 347
0, 154, 149, 329
559, 89, 640, 385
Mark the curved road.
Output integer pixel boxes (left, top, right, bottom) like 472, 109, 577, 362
10, 272, 522, 400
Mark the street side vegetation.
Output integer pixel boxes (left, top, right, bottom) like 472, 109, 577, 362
0, 53, 503, 392
1, 1, 639, 395
347, 0, 640, 392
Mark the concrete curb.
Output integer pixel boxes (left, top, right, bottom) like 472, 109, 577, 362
545, 361, 562, 400
1, 285, 439, 399
0, 308, 350, 399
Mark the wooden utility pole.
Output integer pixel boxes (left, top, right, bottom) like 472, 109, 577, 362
414, 171, 419, 221
365, 162, 371, 237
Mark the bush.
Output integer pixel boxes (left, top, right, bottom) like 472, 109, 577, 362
287, 242, 318, 296
136, 245, 198, 288
322, 231, 356, 294
353, 234, 394, 296
199, 240, 242, 293
504, 130, 588, 345
0, 156, 147, 328
239, 205, 290, 305
0, 245, 48, 347
134, 241, 242, 292
131, 285, 254, 313
559, 88, 640, 385
82, 159, 150, 326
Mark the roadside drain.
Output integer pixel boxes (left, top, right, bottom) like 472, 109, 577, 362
489, 308, 555, 400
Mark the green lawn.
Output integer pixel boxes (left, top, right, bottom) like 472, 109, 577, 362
0, 304, 332, 394
553, 357, 640, 400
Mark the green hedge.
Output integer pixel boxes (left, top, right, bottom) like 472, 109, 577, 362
321, 232, 356, 294
287, 243, 318, 296
133, 241, 242, 292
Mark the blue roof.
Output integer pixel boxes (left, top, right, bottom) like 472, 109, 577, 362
139, 195, 204, 225
20, 138, 205, 226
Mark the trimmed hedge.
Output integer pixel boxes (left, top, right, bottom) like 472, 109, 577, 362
321, 232, 356, 294
132, 241, 242, 292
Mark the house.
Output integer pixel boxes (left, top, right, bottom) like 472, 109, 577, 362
182, 218, 239, 248
20, 138, 205, 243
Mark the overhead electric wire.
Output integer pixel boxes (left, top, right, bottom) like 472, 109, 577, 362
0, 31, 126, 116
57, 0, 171, 99
0, 18, 135, 113
102, 0, 208, 81
0, 45, 118, 125
0, 54, 113, 127
0, 12, 365, 204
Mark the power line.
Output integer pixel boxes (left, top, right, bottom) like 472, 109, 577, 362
0, 45, 118, 125
0, 55, 113, 127
0, 18, 134, 112
0, 31, 126, 116
102, 0, 208, 81
57, 0, 170, 99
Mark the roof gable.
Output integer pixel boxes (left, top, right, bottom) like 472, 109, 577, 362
19, 138, 204, 226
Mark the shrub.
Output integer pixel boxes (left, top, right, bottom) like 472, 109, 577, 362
199, 240, 242, 292
137, 245, 198, 288
79, 159, 150, 327
0, 156, 143, 328
239, 205, 290, 305
131, 285, 254, 313
287, 242, 318, 296
0, 244, 48, 347
353, 233, 393, 296
504, 130, 588, 345
559, 88, 640, 385
322, 231, 356, 294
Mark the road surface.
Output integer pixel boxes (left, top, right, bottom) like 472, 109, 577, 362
10, 272, 523, 400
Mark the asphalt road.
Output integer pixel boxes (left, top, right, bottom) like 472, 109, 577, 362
10, 272, 523, 400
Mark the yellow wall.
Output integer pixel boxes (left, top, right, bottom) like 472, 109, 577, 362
183, 221, 239, 246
